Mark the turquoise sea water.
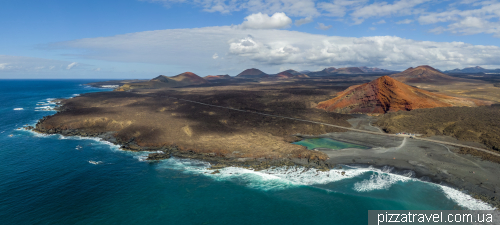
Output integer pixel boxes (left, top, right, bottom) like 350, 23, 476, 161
0, 80, 494, 225
294, 138, 369, 150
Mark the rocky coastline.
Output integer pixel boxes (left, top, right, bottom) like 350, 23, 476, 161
32, 115, 333, 171
32, 114, 500, 209
30, 75, 500, 210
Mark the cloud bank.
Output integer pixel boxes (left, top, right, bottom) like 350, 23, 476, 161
0, 55, 77, 72
50, 26, 500, 73
143, 0, 500, 37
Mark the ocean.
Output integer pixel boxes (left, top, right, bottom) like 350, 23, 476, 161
0, 79, 494, 225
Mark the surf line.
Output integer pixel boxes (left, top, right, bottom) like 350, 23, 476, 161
166, 96, 500, 158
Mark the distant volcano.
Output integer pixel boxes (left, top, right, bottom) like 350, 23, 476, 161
358, 66, 396, 73
169, 72, 208, 85
307, 67, 364, 76
236, 68, 268, 78
391, 65, 455, 83
204, 75, 231, 80
444, 66, 500, 74
316, 75, 487, 114
276, 70, 309, 79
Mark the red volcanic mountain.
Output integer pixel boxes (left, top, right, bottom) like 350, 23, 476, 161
276, 71, 294, 79
276, 70, 310, 79
169, 72, 208, 85
316, 76, 487, 114
391, 65, 455, 83
236, 68, 268, 78
204, 75, 231, 80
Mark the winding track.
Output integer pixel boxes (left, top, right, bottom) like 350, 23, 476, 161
168, 96, 500, 158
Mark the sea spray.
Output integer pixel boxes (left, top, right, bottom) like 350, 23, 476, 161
155, 158, 495, 210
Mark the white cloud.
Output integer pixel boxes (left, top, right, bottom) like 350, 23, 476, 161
0, 55, 78, 73
142, 0, 500, 38
373, 19, 386, 24
396, 19, 413, 24
0, 63, 10, 70
418, 2, 500, 37
143, 0, 319, 17
317, 0, 368, 17
351, 0, 430, 24
66, 62, 78, 70
316, 22, 332, 30
429, 26, 445, 34
94, 68, 101, 71
50, 26, 500, 71
212, 53, 219, 59
369, 27, 376, 30
239, 12, 292, 29
294, 16, 313, 26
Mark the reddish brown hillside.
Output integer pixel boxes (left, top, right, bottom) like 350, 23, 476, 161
236, 68, 268, 78
391, 65, 455, 83
276, 71, 294, 79
204, 75, 231, 80
170, 72, 208, 85
333, 67, 365, 74
317, 76, 488, 114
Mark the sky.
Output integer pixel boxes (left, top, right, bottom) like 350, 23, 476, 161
1, 0, 500, 78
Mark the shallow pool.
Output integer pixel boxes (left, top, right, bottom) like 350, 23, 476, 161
293, 138, 369, 150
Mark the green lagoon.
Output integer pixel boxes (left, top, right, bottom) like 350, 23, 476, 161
293, 138, 369, 150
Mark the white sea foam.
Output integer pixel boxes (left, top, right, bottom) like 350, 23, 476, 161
353, 172, 411, 192
35, 106, 56, 111
101, 85, 119, 88
157, 159, 369, 191
35, 106, 52, 109
261, 166, 367, 186
439, 185, 495, 210
72, 94, 80, 97
156, 159, 496, 209
13, 108, 24, 110
35, 98, 59, 111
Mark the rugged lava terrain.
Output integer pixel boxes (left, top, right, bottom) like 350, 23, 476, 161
35, 77, 357, 167
316, 76, 488, 114
375, 105, 500, 151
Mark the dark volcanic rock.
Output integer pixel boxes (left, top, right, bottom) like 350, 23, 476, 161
147, 152, 171, 160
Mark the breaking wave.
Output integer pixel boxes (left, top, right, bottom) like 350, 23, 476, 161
155, 159, 494, 210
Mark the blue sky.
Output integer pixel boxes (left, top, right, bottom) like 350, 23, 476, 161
1, 0, 500, 78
